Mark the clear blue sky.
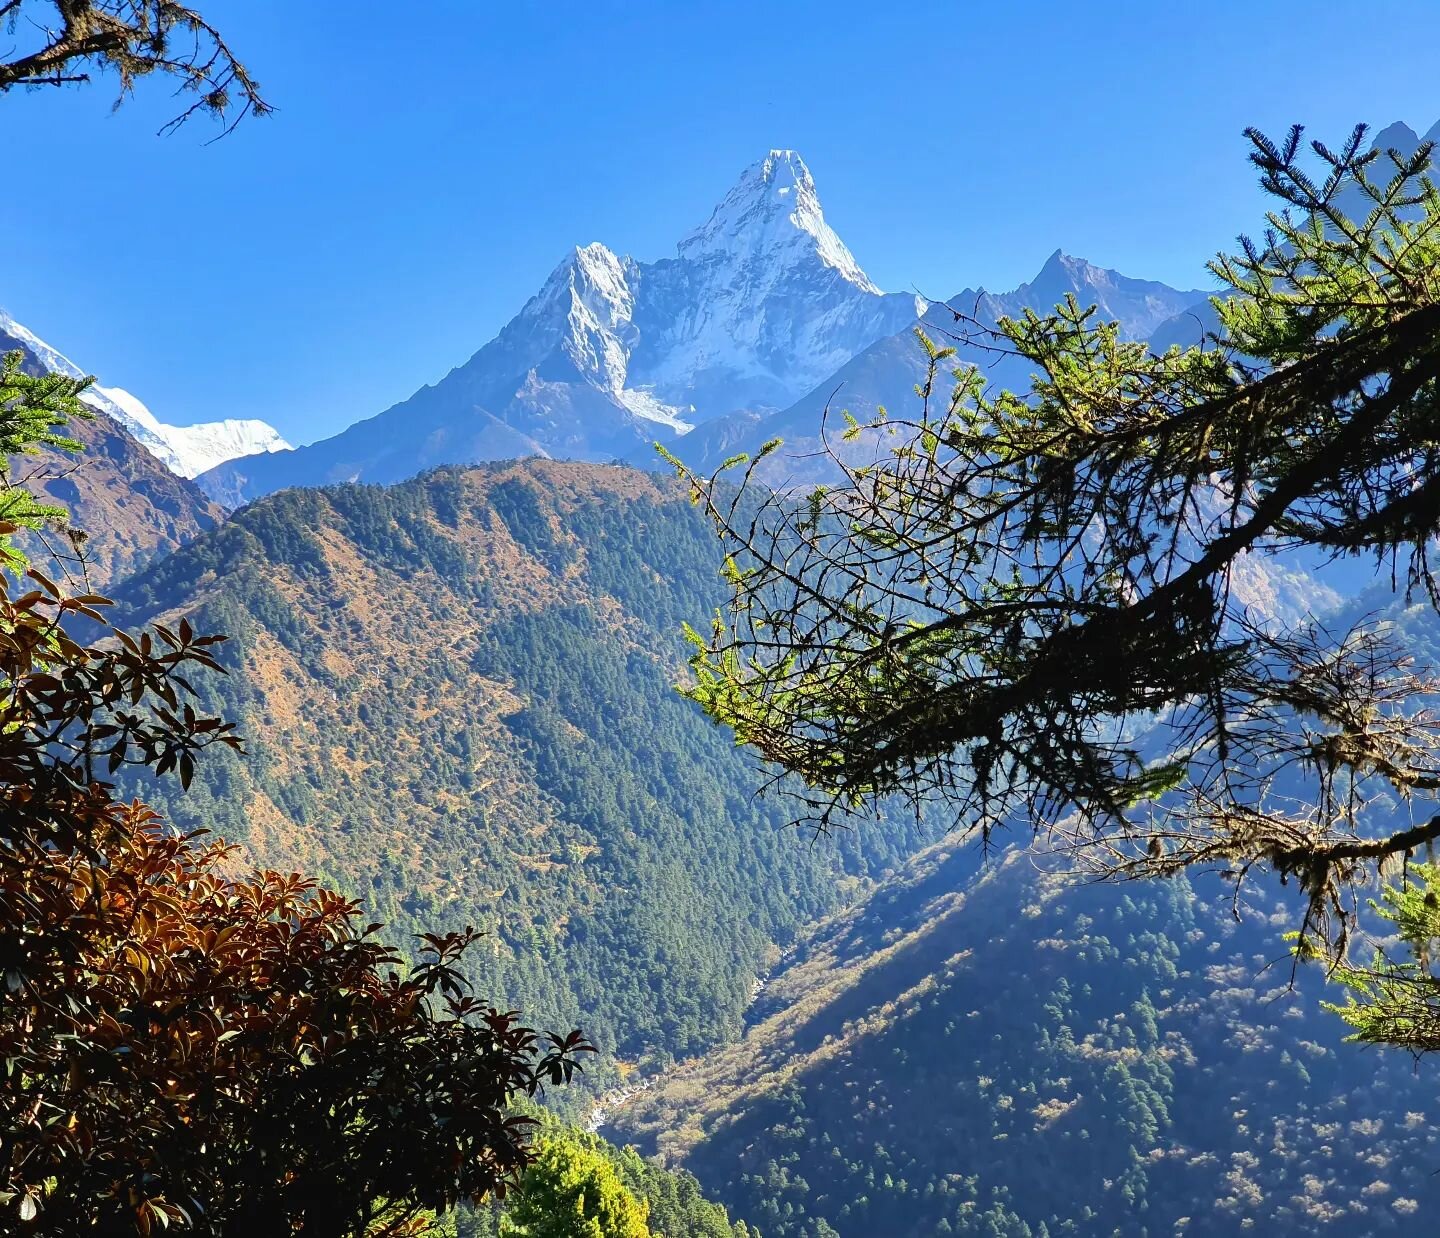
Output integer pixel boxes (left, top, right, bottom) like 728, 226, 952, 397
2, 0, 1437, 444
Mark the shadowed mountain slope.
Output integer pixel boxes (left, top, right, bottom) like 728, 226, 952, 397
1, 321, 222, 586
608, 839, 1440, 1236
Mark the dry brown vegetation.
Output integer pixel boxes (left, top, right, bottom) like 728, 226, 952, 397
112, 459, 928, 1068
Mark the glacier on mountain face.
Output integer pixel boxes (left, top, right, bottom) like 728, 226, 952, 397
196, 149, 926, 504
626, 149, 925, 420
0, 310, 289, 479
484, 148, 925, 426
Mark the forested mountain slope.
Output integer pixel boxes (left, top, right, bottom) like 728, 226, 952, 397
608, 841, 1440, 1237
114, 460, 928, 1070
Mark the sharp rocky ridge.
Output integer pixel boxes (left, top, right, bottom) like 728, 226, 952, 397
197, 149, 926, 505
0, 310, 290, 479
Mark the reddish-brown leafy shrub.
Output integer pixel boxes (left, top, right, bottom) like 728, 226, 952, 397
0, 565, 591, 1236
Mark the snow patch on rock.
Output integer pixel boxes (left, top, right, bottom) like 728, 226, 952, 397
616, 388, 694, 433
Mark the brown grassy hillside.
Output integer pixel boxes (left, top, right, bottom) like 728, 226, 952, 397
15, 412, 222, 587
114, 459, 927, 1069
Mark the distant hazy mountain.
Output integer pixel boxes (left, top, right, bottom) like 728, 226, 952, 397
198, 151, 923, 506
667, 250, 1210, 484
1149, 117, 1440, 357
0, 310, 289, 479
1336, 118, 1440, 222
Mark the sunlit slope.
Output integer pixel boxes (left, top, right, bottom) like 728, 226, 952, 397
115, 460, 928, 1064
609, 840, 1439, 1236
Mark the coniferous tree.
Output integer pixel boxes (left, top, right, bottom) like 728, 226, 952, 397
670, 123, 1440, 1052
0, 0, 268, 132
0, 351, 91, 568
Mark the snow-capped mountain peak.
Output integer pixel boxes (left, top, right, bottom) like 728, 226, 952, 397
540, 243, 633, 315
145, 416, 291, 480
678, 149, 879, 292
535, 242, 638, 392
198, 147, 925, 503
0, 308, 290, 479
